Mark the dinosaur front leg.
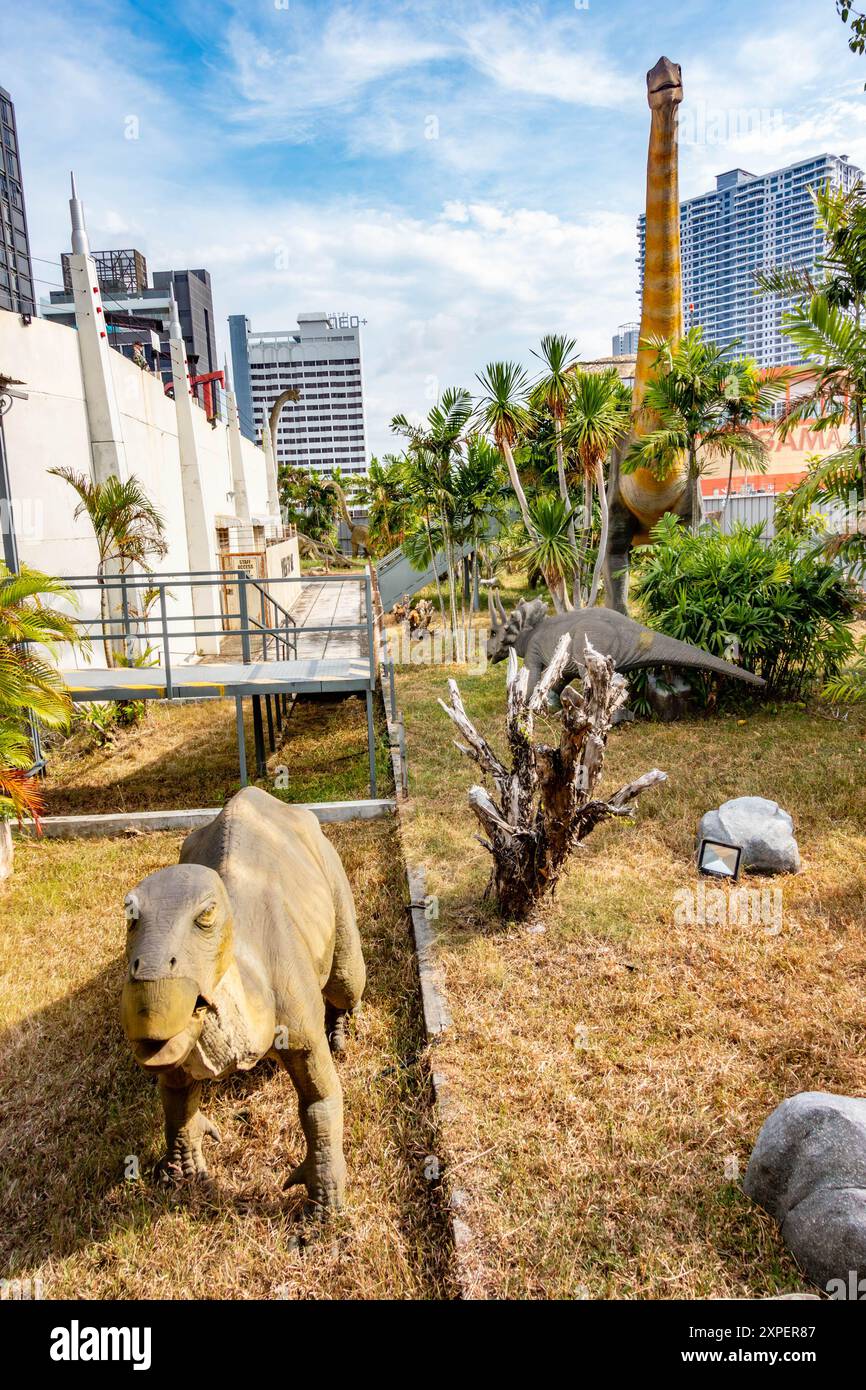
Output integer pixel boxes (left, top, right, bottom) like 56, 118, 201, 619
157, 1075, 221, 1182
602, 496, 638, 614
282, 1040, 346, 1217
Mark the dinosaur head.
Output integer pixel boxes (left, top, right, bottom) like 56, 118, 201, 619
647, 56, 682, 111
487, 595, 548, 663
121, 864, 233, 1072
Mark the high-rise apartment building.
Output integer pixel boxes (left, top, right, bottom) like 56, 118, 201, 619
230, 311, 368, 477
0, 85, 35, 316
638, 153, 863, 367
612, 322, 639, 356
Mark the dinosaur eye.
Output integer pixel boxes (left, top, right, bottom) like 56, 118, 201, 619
195, 903, 217, 929
124, 894, 140, 928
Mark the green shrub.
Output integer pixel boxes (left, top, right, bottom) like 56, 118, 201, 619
631, 515, 859, 704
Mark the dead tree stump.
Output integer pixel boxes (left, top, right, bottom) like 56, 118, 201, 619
439, 636, 667, 920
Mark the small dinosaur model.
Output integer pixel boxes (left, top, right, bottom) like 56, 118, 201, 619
603, 56, 692, 613
326, 480, 369, 557
487, 594, 764, 697
121, 786, 365, 1216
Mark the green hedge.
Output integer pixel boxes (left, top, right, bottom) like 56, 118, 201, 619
631, 515, 858, 704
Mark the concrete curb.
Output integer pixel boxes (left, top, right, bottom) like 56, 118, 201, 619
406, 866, 452, 1038
18, 799, 396, 839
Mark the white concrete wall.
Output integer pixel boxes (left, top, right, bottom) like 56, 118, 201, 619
264, 533, 308, 622
0, 308, 272, 666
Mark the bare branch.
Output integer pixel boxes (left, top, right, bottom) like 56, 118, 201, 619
438, 684, 508, 783
527, 633, 572, 713
609, 768, 669, 807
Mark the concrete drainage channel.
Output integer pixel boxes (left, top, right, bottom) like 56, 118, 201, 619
370, 567, 475, 1296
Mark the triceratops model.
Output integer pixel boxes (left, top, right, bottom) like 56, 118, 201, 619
121, 786, 365, 1216
487, 594, 765, 698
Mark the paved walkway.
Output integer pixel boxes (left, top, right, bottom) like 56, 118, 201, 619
288, 578, 364, 660
197, 576, 365, 665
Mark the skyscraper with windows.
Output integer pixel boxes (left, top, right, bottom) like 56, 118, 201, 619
637, 153, 863, 367
231, 311, 368, 477
0, 85, 35, 316
612, 322, 639, 356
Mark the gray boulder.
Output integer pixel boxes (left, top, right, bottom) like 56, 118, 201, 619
744, 1092, 866, 1292
697, 795, 800, 875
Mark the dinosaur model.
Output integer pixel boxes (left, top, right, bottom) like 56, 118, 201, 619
326, 480, 369, 557
487, 595, 765, 697
120, 786, 365, 1216
603, 56, 691, 613
393, 593, 436, 635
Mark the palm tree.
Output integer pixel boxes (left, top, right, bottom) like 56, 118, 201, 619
450, 435, 508, 626
530, 334, 580, 604
624, 328, 771, 534
771, 294, 866, 571
393, 447, 450, 624
48, 469, 168, 666
279, 466, 338, 545
516, 495, 578, 613
475, 362, 535, 532
0, 564, 84, 873
392, 388, 473, 641
751, 176, 866, 576
717, 360, 790, 515
355, 455, 411, 554
564, 368, 631, 606
477, 361, 586, 613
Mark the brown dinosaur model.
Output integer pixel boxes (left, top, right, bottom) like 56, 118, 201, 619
326, 480, 369, 557
120, 786, 365, 1216
268, 386, 301, 459
603, 56, 690, 613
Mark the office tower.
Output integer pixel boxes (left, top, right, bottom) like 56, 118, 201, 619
0, 85, 35, 316
638, 154, 864, 367
234, 311, 368, 477
152, 268, 217, 376
228, 313, 256, 441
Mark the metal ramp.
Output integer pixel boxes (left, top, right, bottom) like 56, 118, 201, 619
376, 538, 477, 613
58, 569, 378, 793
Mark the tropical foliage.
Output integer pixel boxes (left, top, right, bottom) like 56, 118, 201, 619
278, 466, 338, 545
48, 468, 168, 668
390, 391, 509, 654
757, 180, 866, 578
564, 367, 631, 604
632, 514, 858, 703
623, 328, 785, 531
0, 565, 82, 825
354, 455, 412, 555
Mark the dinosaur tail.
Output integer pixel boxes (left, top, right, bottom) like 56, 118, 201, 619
634, 631, 765, 686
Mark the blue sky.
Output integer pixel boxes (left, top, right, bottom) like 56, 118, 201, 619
4, 0, 866, 456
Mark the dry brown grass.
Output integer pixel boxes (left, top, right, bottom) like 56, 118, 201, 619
43, 694, 388, 815
0, 821, 454, 1300
396, 653, 866, 1299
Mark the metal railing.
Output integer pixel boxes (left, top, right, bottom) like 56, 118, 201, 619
58, 567, 375, 697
